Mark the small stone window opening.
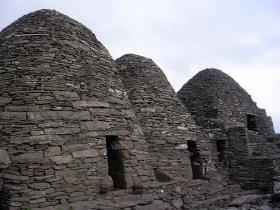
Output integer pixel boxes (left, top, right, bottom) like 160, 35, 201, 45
106, 136, 127, 189
247, 114, 257, 131
216, 140, 226, 161
187, 140, 204, 179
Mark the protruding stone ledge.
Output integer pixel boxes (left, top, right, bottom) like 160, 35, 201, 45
0, 112, 26, 120
0, 149, 11, 168
50, 155, 73, 164
72, 149, 99, 158
27, 111, 90, 121
81, 121, 110, 131
72, 100, 110, 108
13, 151, 48, 163
53, 91, 80, 101
0, 97, 12, 106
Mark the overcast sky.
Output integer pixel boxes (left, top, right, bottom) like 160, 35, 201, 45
1, 0, 279, 132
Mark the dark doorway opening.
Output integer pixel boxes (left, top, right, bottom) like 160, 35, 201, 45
216, 140, 226, 161
187, 140, 204, 179
0, 188, 10, 210
247, 114, 257, 131
106, 136, 127, 189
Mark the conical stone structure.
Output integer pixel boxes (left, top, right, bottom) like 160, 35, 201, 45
178, 68, 279, 192
0, 10, 152, 209
178, 68, 274, 134
116, 54, 215, 182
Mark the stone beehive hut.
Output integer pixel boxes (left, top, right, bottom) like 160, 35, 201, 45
0, 10, 153, 209
1, 9, 280, 210
178, 68, 274, 134
178, 68, 280, 192
116, 54, 215, 182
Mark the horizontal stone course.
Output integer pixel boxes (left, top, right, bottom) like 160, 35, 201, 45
27, 111, 90, 121
72, 149, 99, 158
49, 155, 73, 164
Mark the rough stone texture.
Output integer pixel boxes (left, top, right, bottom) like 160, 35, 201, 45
0, 9, 280, 210
0, 9, 152, 209
178, 68, 280, 193
0, 150, 11, 168
178, 69, 274, 134
116, 54, 216, 182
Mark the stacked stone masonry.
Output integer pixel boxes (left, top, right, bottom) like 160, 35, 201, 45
0, 9, 279, 210
178, 68, 280, 193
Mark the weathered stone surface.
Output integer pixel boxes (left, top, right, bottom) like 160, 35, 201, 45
0, 112, 26, 120
13, 151, 45, 163
100, 175, 113, 193
116, 54, 214, 182
27, 111, 90, 121
172, 198, 183, 209
72, 100, 110, 108
1, 8, 279, 210
72, 149, 99, 158
53, 91, 80, 101
178, 68, 279, 192
44, 127, 80, 135
49, 155, 73, 164
0, 149, 11, 168
80, 121, 110, 131
3, 174, 29, 181
0, 97, 12, 106
29, 182, 51, 190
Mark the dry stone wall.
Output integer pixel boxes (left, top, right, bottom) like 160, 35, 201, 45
178, 68, 274, 135
116, 54, 216, 182
178, 69, 280, 193
1, 9, 280, 210
0, 10, 153, 209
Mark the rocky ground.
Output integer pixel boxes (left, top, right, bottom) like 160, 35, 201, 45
30, 193, 280, 210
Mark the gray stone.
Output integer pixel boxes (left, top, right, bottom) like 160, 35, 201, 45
27, 111, 90, 121
13, 151, 45, 163
72, 100, 110, 108
81, 121, 110, 131
0, 97, 12, 106
29, 182, 51, 190
72, 149, 99, 158
50, 155, 73, 164
45, 146, 61, 157
53, 91, 80, 101
3, 174, 29, 181
0, 149, 11, 168
172, 198, 183, 209
0, 112, 26, 120
44, 127, 80, 135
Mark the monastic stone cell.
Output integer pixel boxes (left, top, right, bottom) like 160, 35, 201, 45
178, 68, 280, 192
1, 9, 280, 210
116, 54, 215, 182
178, 68, 274, 134
0, 10, 152, 209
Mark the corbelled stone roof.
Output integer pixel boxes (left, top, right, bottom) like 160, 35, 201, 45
0, 10, 152, 209
178, 68, 274, 133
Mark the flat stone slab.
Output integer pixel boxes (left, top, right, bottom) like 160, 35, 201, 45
0, 149, 11, 168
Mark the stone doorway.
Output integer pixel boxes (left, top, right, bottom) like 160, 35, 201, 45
187, 140, 204, 179
247, 114, 257, 131
106, 136, 127, 189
